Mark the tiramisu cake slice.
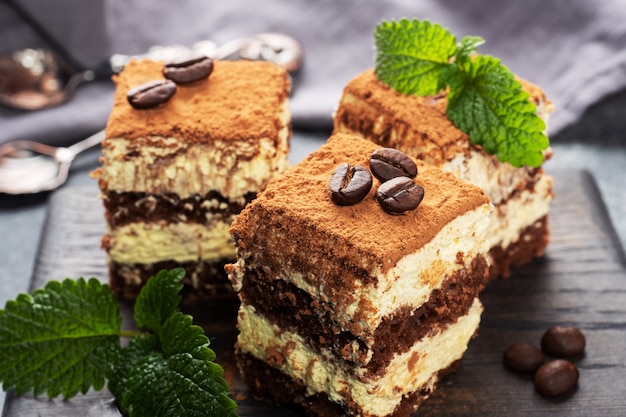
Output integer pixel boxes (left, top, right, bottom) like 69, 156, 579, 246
334, 69, 554, 278
226, 133, 492, 416
93, 58, 291, 298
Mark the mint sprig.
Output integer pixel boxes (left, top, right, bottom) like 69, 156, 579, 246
375, 18, 549, 168
0, 268, 238, 417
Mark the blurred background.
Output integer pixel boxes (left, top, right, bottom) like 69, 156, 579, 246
2, 0, 626, 144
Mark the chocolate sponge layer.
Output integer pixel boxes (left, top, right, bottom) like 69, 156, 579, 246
102, 190, 256, 228
108, 258, 234, 299
239, 254, 488, 375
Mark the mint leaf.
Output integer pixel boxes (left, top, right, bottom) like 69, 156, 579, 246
108, 334, 159, 401
0, 278, 121, 398
374, 18, 550, 167
446, 55, 548, 167
134, 268, 185, 333
120, 312, 237, 417
375, 18, 457, 95
160, 311, 215, 360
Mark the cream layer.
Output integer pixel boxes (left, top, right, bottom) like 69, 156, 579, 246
107, 219, 235, 265
230, 203, 491, 350
237, 298, 483, 417
443, 150, 551, 207
486, 173, 553, 250
99, 104, 290, 202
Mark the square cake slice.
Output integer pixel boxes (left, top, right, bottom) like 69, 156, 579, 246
226, 133, 492, 417
93, 58, 291, 298
334, 69, 554, 278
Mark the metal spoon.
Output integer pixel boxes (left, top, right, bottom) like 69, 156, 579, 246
0, 32, 302, 111
0, 48, 89, 110
0, 130, 105, 195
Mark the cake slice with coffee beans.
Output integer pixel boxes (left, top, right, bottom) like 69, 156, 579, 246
333, 69, 554, 278
93, 58, 291, 298
226, 133, 492, 417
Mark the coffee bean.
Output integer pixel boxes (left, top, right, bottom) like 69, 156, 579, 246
127, 80, 177, 109
503, 342, 545, 374
163, 55, 214, 84
370, 148, 418, 182
534, 359, 579, 397
376, 177, 424, 214
329, 163, 372, 206
541, 326, 586, 358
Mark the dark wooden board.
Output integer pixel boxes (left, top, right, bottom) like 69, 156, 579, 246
3, 169, 626, 416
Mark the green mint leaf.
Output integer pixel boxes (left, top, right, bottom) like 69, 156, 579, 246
374, 18, 550, 167
446, 55, 548, 167
0, 278, 121, 398
160, 311, 215, 360
375, 18, 457, 95
120, 312, 237, 417
108, 334, 159, 401
134, 268, 185, 334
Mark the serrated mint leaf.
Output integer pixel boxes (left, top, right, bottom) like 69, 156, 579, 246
446, 55, 548, 167
134, 268, 185, 334
0, 278, 121, 398
375, 18, 457, 96
108, 334, 159, 401
123, 353, 237, 417
121, 312, 237, 417
160, 312, 215, 360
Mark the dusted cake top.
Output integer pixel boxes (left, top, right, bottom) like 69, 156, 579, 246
231, 133, 490, 270
105, 59, 290, 143
337, 69, 550, 156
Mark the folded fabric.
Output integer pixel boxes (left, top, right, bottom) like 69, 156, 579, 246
1, 0, 625, 146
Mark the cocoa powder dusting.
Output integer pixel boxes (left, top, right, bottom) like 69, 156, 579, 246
105, 59, 290, 143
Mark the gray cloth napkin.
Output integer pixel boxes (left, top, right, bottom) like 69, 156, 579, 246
1, 0, 626, 146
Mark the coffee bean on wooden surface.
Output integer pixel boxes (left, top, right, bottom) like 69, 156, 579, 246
370, 148, 418, 182
541, 326, 586, 358
376, 176, 424, 214
503, 342, 545, 374
163, 55, 214, 84
127, 80, 177, 109
534, 359, 579, 397
329, 163, 372, 206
